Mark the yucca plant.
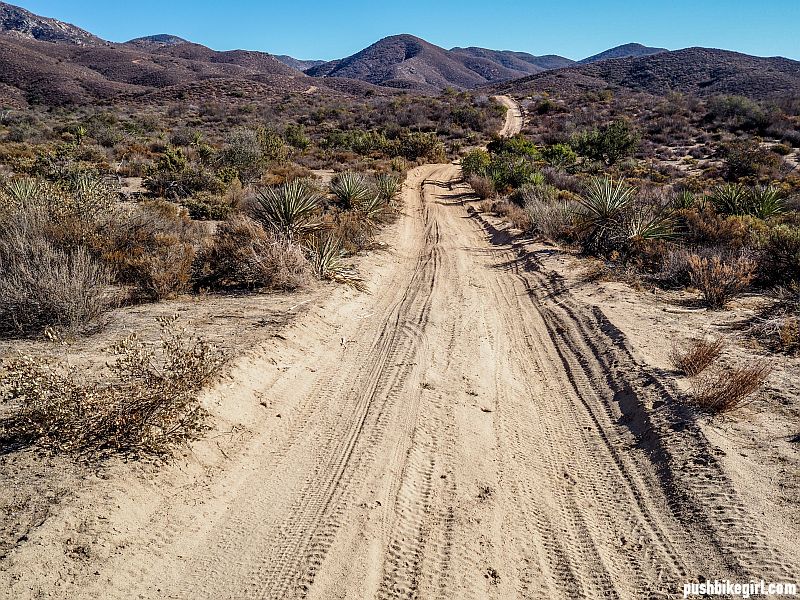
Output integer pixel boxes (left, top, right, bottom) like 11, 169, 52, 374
253, 178, 322, 240
624, 204, 677, 242
3, 177, 45, 206
358, 194, 390, 222
374, 173, 401, 204
331, 171, 373, 209
746, 185, 785, 219
575, 176, 636, 254
710, 183, 749, 215
671, 189, 697, 210
305, 234, 367, 291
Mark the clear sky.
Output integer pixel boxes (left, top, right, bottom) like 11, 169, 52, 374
16, 0, 800, 61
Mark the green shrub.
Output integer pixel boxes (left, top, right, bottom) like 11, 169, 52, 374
571, 120, 639, 165
761, 225, 800, 284
461, 148, 490, 179
541, 143, 577, 169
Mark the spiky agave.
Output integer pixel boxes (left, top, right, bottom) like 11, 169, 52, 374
746, 185, 786, 220
574, 176, 636, 254
305, 234, 367, 292
373, 173, 401, 204
330, 171, 373, 209
254, 178, 322, 240
710, 183, 749, 215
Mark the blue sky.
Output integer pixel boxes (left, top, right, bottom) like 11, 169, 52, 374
18, 0, 800, 61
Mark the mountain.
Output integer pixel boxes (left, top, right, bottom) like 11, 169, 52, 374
451, 47, 574, 74
274, 55, 325, 71
578, 42, 667, 64
495, 47, 800, 101
0, 1, 102, 45
123, 34, 189, 48
305, 34, 556, 91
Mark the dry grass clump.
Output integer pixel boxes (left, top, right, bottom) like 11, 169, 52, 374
0, 316, 225, 455
0, 207, 117, 337
670, 337, 726, 376
194, 214, 309, 290
686, 252, 755, 308
690, 361, 772, 414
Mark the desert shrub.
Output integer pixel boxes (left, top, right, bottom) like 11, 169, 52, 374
720, 139, 781, 180
686, 252, 755, 308
284, 123, 311, 150
486, 154, 540, 191
571, 120, 639, 165
0, 207, 115, 337
180, 193, 235, 221
690, 361, 772, 413
252, 178, 322, 239
469, 175, 495, 199
487, 134, 540, 158
218, 129, 264, 184
326, 210, 377, 254
258, 127, 290, 162
524, 195, 576, 241
461, 148, 491, 179
0, 316, 225, 454
707, 96, 771, 132
751, 285, 800, 354
493, 200, 532, 231
541, 143, 578, 169
670, 337, 726, 376
396, 131, 446, 162
760, 224, 800, 284
194, 214, 309, 290
98, 201, 196, 301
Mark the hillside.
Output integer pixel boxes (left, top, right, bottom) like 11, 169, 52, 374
274, 54, 325, 71
450, 47, 574, 75
0, 1, 102, 45
578, 42, 666, 64
495, 47, 800, 100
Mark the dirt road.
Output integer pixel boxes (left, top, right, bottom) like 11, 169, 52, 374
4, 98, 797, 599
495, 94, 523, 137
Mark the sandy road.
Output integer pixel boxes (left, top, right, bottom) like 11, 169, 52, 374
495, 94, 523, 137
4, 98, 797, 600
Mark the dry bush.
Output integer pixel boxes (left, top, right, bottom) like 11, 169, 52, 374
469, 175, 495, 199
194, 214, 309, 290
494, 200, 532, 231
98, 201, 197, 301
325, 209, 377, 254
686, 252, 755, 308
524, 196, 576, 241
0, 207, 116, 337
670, 337, 726, 376
0, 316, 225, 454
750, 285, 800, 354
690, 361, 772, 414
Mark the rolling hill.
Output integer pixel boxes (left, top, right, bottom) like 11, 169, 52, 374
578, 42, 667, 64
494, 47, 800, 101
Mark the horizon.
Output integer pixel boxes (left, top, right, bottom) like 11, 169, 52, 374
9, 0, 800, 62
